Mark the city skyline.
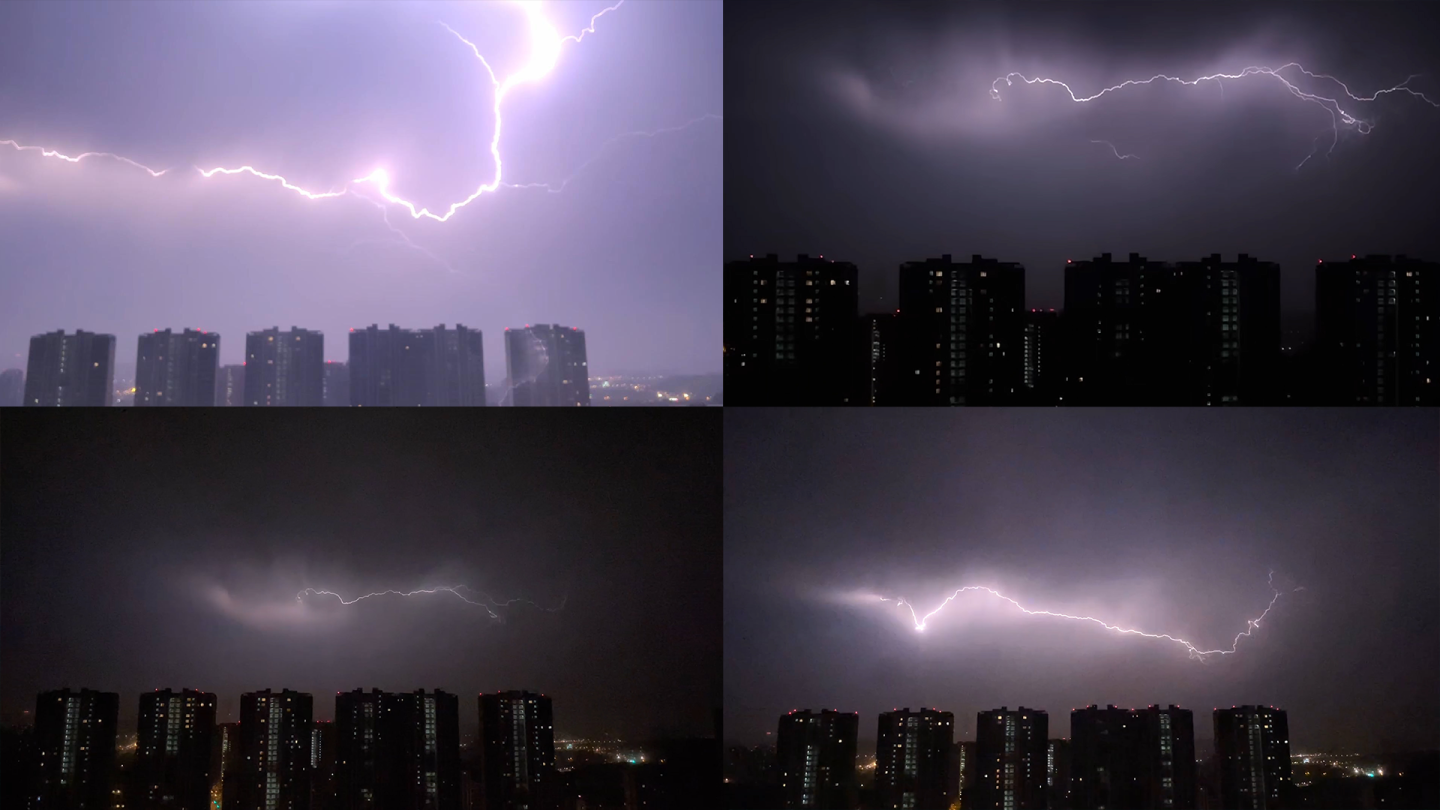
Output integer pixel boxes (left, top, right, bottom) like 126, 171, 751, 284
722, 409, 1439, 753
724, 1, 1440, 316
1, 0, 722, 377
0, 411, 721, 742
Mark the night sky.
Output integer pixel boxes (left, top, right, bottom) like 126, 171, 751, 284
0, 411, 721, 739
724, 0, 1440, 316
724, 409, 1439, 752
0, 0, 721, 376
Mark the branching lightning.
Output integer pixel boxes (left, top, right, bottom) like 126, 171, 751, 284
297, 586, 565, 622
883, 571, 1302, 661
3, 0, 720, 262
1091, 139, 1139, 160
991, 63, 1440, 169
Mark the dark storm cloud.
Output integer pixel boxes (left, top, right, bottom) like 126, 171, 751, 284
1, 411, 720, 739
0, 0, 721, 375
723, 409, 1439, 752
724, 0, 1440, 313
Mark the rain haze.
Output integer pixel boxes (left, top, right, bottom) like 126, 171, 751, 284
1, 0, 721, 376
724, 0, 1440, 316
723, 409, 1439, 753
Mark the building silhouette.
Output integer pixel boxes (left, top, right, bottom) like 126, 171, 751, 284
1214, 706, 1291, 810
34, 688, 119, 810
1315, 254, 1438, 405
235, 689, 313, 810
897, 254, 1026, 405
1046, 738, 1072, 810
859, 313, 900, 406
478, 691, 555, 810
309, 720, 336, 810
23, 329, 116, 406
135, 329, 220, 406
1170, 254, 1282, 405
724, 254, 860, 405
503, 325, 589, 406
349, 324, 486, 407
1024, 309, 1062, 405
214, 722, 242, 809
1070, 704, 1195, 810
243, 327, 324, 407
323, 362, 349, 407
0, 368, 25, 406
776, 709, 859, 809
974, 706, 1047, 810
137, 688, 217, 810
954, 741, 977, 810
217, 365, 245, 407
876, 708, 954, 810
333, 689, 459, 810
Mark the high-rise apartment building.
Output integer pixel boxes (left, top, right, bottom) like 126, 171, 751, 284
243, 327, 324, 406
776, 709, 859, 809
1315, 254, 1438, 404
973, 706, 1048, 810
1070, 704, 1195, 810
1046, 738, 1072, 810
0, 367, 25, 406
23, 330, 116, 406
335, 688, 459, 810
724, 254, 860, 405
34, 688, 120, 809
310, 720, 336, 810
1214, 706, 1291, 810
478, 691, 555, 810
137, 688, 217, 810
323, 362, 349, 407
348, 324, 485, 406
876, 708, 954, 810
214, 722, 242, 809
235, 689, 313, 810
503, 325, 589, 406
134, 328, 220, 406
859, 313, 900, 406
897, 254, 1026, 405
1024, 309, 1062, 405
217, 365, 246, 406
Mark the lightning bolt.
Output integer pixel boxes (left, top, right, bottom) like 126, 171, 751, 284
1091, 139, 1139, 160
884, 570, 1301, 661
992, 63, 1440, 169
5, 0, 716, 257
297, 586, 565, 622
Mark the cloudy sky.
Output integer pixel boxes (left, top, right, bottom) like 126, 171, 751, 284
1, 0, 721, 376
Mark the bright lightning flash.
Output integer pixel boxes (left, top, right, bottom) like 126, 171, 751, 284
884, 571, 1302, 661
297, 586, 564, 622
991, 63, 1440, 169
4, 0, 715, 232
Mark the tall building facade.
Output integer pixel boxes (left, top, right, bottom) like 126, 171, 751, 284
34, 688, 120, 809
137, 688, 217, 810
1070, 704, 1195, 810
214, 722, 242, 809
503, 325, 589, 406
323, 362, 349, 407
335, 689, 459, 810
135, 328, 221, 406
723, 254, 860, 405
859, 313, 900, 406
0, 367, 25, 406
478, 691, 555, 810
1214, 706, 1291, 810
954, 741, 976, 810
776, 709, 858, 809
1315, 254, 1438, 405
217, 365, 246, 407
876, 708, 954, 810
310, 721, 336, 810
1024, 309, 1062, 405
23, 330, 116, 406
243, 327, 324, 407
235, 689, 313, 810
1170, 254, 1282, 405
1047, 738, 1072, 810
973, 706, 1047, 810
896, 254, 1026, 405
349, 324, 485, 407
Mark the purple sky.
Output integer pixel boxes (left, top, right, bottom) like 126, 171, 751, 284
0, 0, 721, 376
